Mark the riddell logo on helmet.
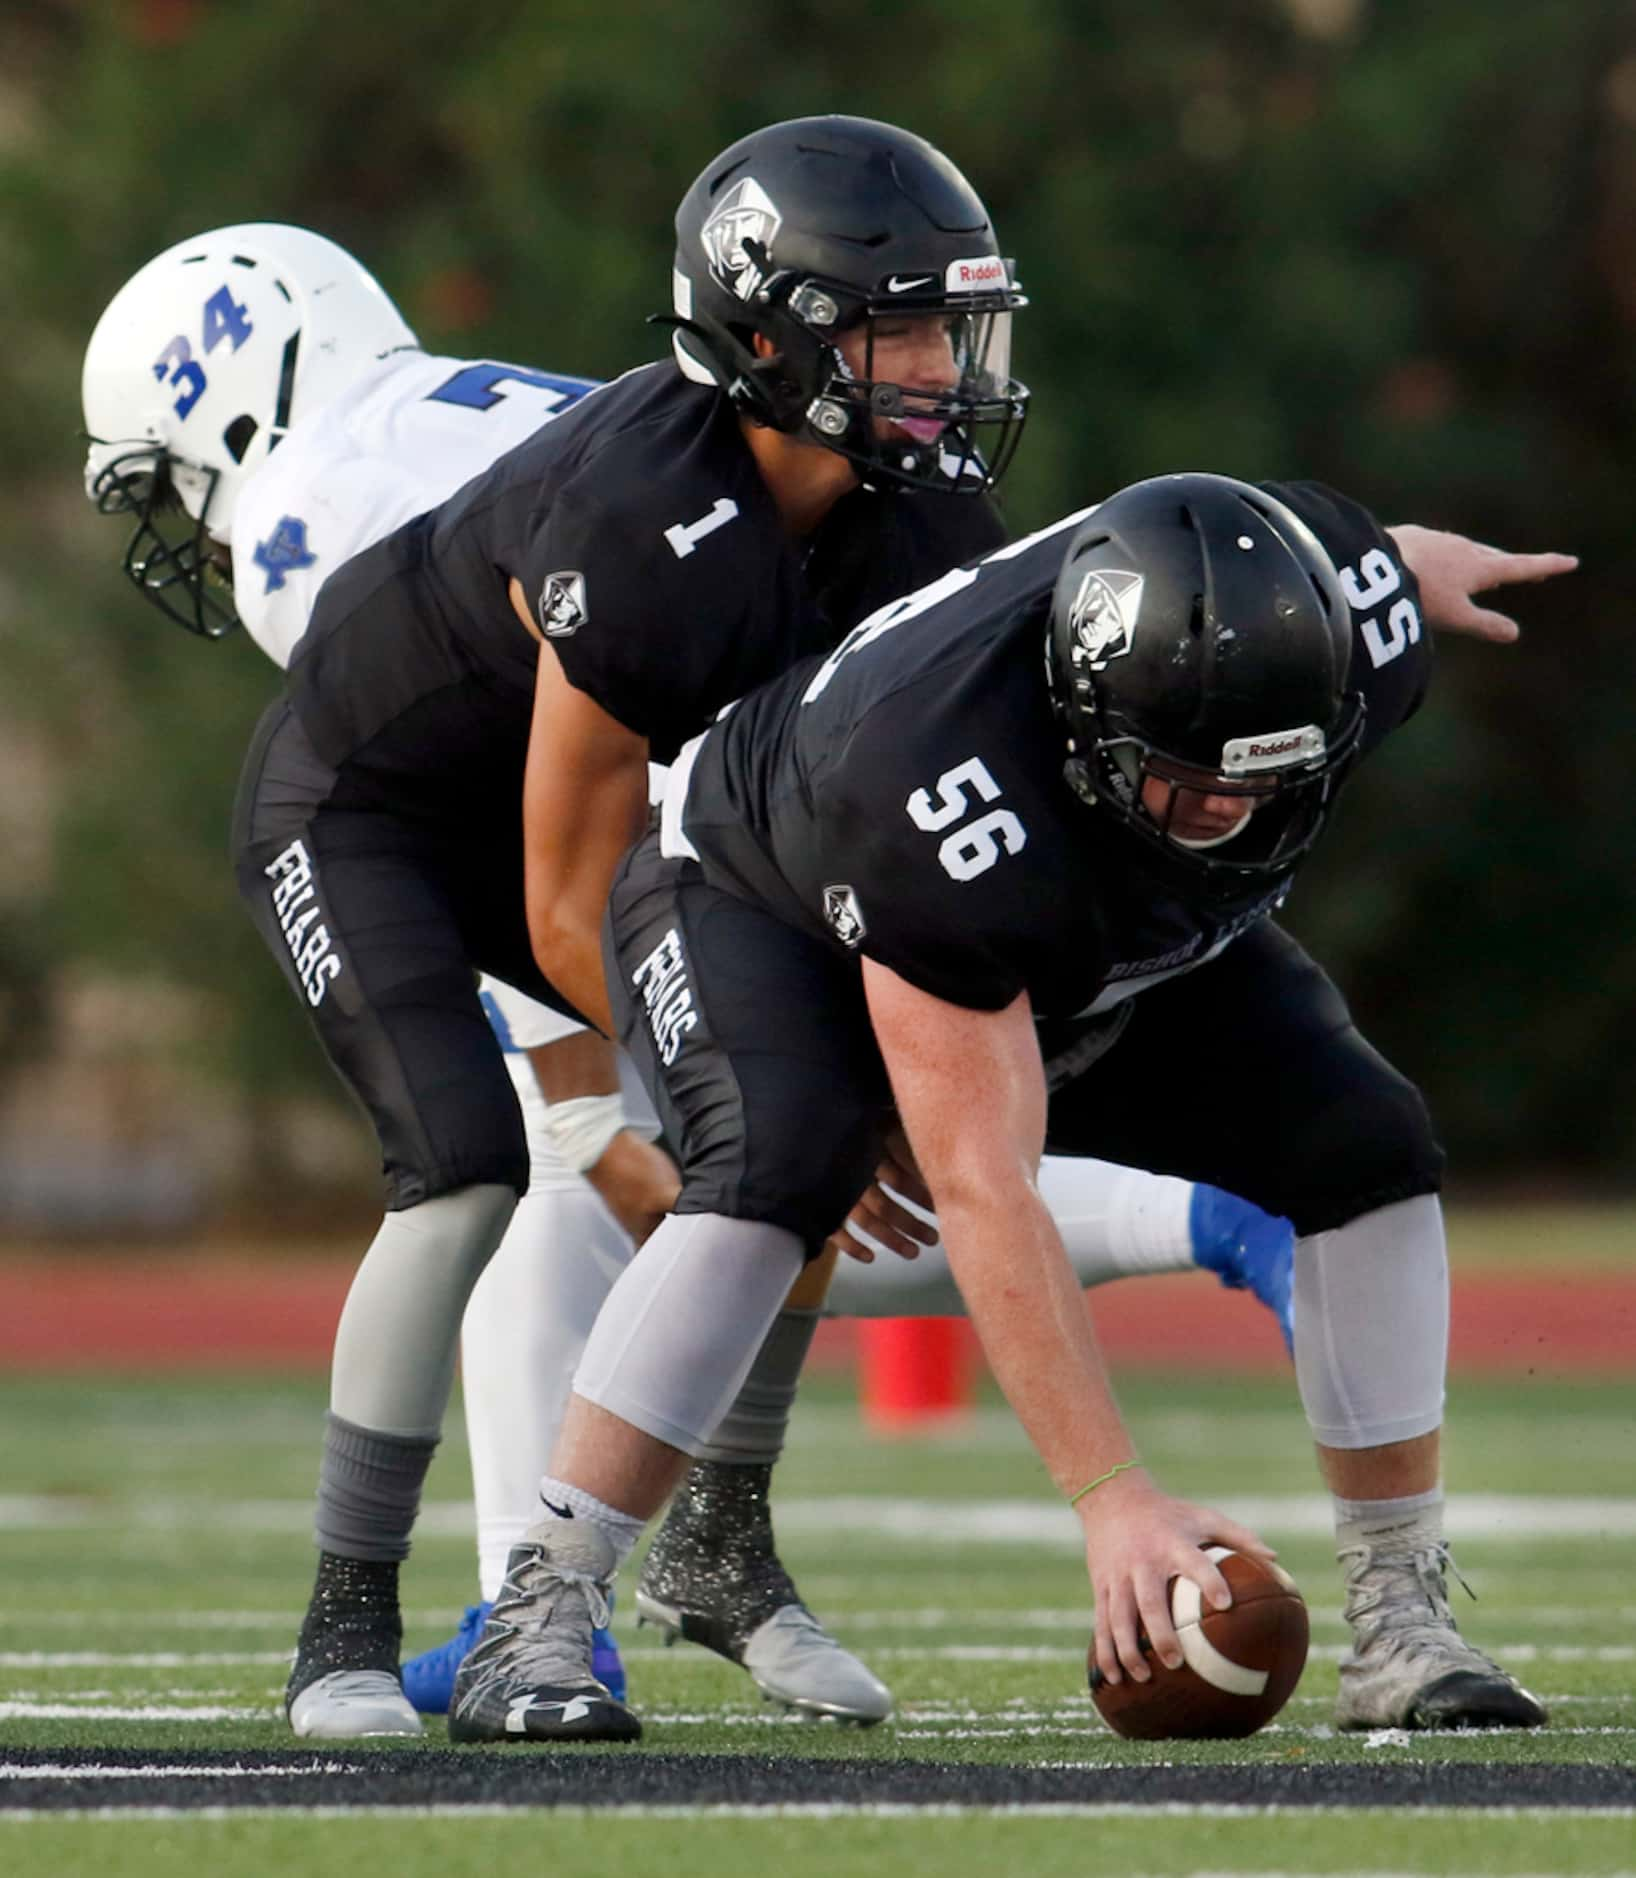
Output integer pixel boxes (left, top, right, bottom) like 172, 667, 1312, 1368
1222, 726, 1325, 774
946, 256, 1009, 291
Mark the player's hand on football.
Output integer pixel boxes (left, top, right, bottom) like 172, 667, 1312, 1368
1078, 1468, 1277, 1686
583, 1131, 681, 1246
827, 1127, 939, 1263
1387, 525, 1577, 643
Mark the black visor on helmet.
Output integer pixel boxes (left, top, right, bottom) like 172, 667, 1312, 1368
87, 446, 239, 639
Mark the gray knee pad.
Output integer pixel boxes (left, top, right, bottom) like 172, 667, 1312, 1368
1294, 1193, 1448, 1451
330, 1182, 516, 1436
573, 1212, 805, 1455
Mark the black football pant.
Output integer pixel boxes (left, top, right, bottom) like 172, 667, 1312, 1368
232, 699, 583, 1209
606, 830, 1443, 1249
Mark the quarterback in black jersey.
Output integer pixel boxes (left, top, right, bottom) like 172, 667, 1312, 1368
487, 473, 1570, 1740
232, 116, 1032, 1742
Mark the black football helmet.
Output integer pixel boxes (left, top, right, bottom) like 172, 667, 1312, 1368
1046, 474, 1366, 889
663, 115, 1028, 494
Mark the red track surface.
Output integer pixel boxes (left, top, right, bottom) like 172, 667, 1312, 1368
1, 1254, 1629, 1374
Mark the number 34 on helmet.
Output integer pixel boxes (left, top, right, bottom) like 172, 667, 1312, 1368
80, 223, 419, 636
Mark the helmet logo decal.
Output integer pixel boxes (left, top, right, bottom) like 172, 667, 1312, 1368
884, 273, 938, 294
945, 256, 1010, 291
538, 570, 589, 638
701, 177, 783, 302
1068, 568, 1144, 671
823, 883, 867, 948
1221, 725, 1326, 774
252, 515, 317, 595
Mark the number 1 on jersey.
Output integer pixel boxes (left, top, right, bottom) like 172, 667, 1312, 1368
663, 498, 740, 561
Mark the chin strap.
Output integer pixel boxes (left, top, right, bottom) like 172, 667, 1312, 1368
647, 306, 811, 434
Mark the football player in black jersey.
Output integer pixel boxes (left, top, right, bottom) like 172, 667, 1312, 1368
234, 115, 1037, 1740
230, 111, 1569, 1742
448, 475, 1573, 1742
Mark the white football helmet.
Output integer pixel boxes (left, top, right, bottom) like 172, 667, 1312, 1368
81, 223, 419, 635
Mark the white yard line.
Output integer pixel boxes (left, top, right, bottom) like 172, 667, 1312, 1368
6, 1642, 1636, 1674
2, 1689, 1634, 1737
0, 1702, 269, 1722
0, 1802, 1633, 1825
0, 1653, 290, 1669
4, 1493, 1635, 1541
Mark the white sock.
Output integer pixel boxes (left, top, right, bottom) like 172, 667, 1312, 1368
1335, 1485, 1444, 1554
535, 1474, 645, 1572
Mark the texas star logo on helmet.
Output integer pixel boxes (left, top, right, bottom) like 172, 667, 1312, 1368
701, 178, 783, 302
538, 570, 588, 638
1069, 569, 1144, 671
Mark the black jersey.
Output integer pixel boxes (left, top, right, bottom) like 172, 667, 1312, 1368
674, 482, 1431, 1020
284, 361, 1006, 818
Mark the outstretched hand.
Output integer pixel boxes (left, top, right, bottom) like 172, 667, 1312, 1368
1387, 525, 1578, 643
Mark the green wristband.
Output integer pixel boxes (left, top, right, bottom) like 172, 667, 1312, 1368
1068, 1460, 1139, 1507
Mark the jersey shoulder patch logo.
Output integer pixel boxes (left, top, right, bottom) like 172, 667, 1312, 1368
823, 883, 867, 948
538, 570, 589, 638
252, 516, 318, 595
1067, 568, 1144, 671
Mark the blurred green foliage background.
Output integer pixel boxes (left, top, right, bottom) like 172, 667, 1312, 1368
1, 0, 1632, 1221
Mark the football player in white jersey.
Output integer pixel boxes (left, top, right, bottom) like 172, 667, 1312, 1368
81, 223, 667, 1708
81, 216, 1301, 1740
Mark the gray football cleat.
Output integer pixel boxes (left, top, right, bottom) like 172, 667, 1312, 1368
287, 1667, 423, 1739
448, 1519, 641, 1745
636, 1460, 893, 1725
1334, 1538, 1548, 1731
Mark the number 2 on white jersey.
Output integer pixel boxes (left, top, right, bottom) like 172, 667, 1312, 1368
907, 757, 1027, 881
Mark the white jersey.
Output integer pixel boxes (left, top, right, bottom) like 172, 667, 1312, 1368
229, 350, 607, 1146
230, 350, 598, 666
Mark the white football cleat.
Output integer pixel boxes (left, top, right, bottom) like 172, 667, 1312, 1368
740, 1603, 894, 1724
287, 1668, 423, 1739
1334, 1539, 1547, 1731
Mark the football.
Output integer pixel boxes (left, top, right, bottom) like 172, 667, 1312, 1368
1088, 1546, 1309, 1739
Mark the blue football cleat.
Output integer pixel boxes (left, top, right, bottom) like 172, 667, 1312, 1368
1188, 1183, 1295, 1353
402, 1597, 626, 1713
